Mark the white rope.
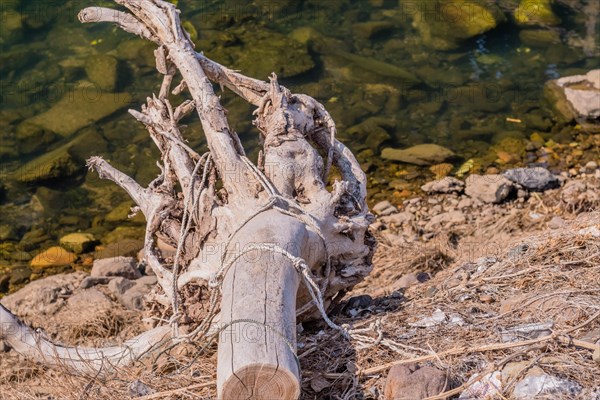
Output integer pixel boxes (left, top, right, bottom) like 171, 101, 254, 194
209, 243, 349, 338
170, 153, 211, 337
166, 146, 369, 355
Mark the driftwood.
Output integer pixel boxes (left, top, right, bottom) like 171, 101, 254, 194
0, 1, 375, 398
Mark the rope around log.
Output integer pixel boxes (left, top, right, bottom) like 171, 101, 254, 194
161, 150, 380, 358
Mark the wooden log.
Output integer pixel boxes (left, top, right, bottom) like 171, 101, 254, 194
217, 210, 319, 399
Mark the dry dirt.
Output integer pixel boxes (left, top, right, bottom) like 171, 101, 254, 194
1, 174, 599, 400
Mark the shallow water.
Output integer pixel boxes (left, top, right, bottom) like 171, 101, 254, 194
0, 0, 598, 283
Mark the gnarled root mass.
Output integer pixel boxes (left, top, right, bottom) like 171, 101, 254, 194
1, 1, 375, 398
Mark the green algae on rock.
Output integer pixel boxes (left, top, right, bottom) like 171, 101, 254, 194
25, 89, 132, 137
407, 0, 505, 50
514, 0, 560, 26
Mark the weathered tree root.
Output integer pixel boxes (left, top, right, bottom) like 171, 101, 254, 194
0, 304, 171, 375
1, 1, 375, 398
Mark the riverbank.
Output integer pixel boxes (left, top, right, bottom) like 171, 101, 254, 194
1, 165, 598, 399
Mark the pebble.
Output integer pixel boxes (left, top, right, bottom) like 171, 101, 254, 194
129, 380, 155, 397
457, 197, 472, 209
381, 212, 414, 226
396, 272, 420, 289
480, 294, 494, 303
547, 216, 565, 229
585, 161, 598, 173
373, 200, 395, 214
421, 177, 465, 194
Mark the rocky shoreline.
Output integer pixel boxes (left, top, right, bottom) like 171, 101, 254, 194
1, 163, 599, 399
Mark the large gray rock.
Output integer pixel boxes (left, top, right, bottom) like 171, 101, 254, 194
91, 256, 141, 280
503, 167, 560, 191
465, 174, 515, 204
545, 69, 600, 131
382, 144, 455, 166
0, 272, 86, 317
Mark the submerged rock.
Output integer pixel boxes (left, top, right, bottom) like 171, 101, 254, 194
519, 29, 561, 47
408, 0, 505, 50
30, 187, 65, 215
211, 29, 314, 79
514, 0, 560, 26
116, 39, 156, 67
30, 246, 77, 268
382, 144, 455, 166
0, 8, 23, 46
503, 167, 560, 191
59, 233, 96, 254
0, 225, 18, 241
0, 46, 39, 75
9, 265, 31, 286
25, 89, 132, 137
15, 121, 59, 155
465, 174, 515, 203
13, 143, 81, 184
353, 21, 394, 40
330, 49, 420, 83
85, 54, 119, 92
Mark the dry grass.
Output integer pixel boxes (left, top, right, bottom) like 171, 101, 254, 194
1, 212, 599, 399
